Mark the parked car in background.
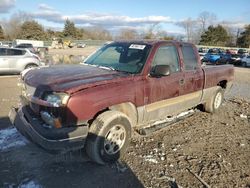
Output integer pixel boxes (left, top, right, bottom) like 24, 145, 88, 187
15, 43, 36, 53
202, 48, 225, 64
0, 47, 42, 74
77, 43, 86, 48
225, 49, 237, 55
237, 49, 249, 56
198, 47, 208, 61
229, 54, 242, 66
0, 41, 12, 47
241, 55, 250, 67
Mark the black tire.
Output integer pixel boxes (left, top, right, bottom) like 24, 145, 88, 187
25, 64, 38, 69
242, 62, 247, 67
204, 87, 224, 113
86, 111, 132, 165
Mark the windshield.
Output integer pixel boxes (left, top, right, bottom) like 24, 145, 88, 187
84, 42, 151, 74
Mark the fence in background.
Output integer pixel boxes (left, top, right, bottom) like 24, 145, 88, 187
44, 40, 108, 47
1, 40, 250, 51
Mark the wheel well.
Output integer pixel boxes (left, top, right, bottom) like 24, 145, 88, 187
217, 80, 227, 89
25, 63, 38, 69
109, 102, 138, 127
87, 108, 109, 126
87, 103, 138, 128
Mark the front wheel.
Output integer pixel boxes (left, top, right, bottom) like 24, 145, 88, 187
204, 87, 224, 113
86, 111, 132, 165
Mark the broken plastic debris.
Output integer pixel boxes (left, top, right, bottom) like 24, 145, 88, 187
143, 155, 158, 164
240, 114, 247, 119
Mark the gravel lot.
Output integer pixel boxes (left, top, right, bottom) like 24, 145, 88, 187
0, 48, 249, 187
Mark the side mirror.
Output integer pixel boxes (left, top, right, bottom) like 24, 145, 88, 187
151, 65, 170, 77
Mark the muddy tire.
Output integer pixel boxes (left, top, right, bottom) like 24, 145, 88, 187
204, 87, 224, 113
86, 111, 132, 165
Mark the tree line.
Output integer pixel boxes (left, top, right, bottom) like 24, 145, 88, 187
0, 16, 174, 42
0, 11, 249, 48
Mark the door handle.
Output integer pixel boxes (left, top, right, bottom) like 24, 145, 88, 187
179, 78, 185, 85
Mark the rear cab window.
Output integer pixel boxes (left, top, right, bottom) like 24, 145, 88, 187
181, 44, 198, 71
151, 45, 180, 73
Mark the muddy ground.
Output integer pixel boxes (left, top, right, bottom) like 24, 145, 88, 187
0, 48, 249, 188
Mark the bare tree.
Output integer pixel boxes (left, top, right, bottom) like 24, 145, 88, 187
116, 28, 138, 40
2, 11, 31, 40
198, 11, 217, 32
176, 18, 198, 42
142, 23, 162, 39
86, 26, 112, 40
220, 21, 242, 46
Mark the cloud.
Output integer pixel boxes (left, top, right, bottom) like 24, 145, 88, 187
38, 3, 54, 11
31, 4, 173, 28
64, 14, 172, 26
0, 0, 15, 13
219, 20, 248, 29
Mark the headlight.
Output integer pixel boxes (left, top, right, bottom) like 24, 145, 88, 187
44, 92, 70, 107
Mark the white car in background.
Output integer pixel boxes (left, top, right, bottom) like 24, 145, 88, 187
0, 47, 42, 74
241, 55, 250, 67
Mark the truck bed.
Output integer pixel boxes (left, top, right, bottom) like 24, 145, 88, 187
203, 65, 234, 89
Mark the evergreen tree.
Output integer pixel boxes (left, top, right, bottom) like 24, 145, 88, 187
237, 25, 250, 48
0, 25, 5, 40
17, 20, 47, 40
63, 19, 78, 38
199, 25, 230, 46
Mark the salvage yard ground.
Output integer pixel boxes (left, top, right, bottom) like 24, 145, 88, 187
0, 48, 249, 187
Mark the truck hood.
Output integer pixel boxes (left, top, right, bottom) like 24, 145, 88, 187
24, 64, 129, 94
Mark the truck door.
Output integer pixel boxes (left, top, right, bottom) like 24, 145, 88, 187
143, 44, 184, 122
179, 44, 203, 109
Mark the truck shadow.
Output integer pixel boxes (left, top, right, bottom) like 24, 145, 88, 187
0, 117, 144, 188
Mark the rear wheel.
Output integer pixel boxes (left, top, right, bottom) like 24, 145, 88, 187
86, 111, 131, 165
204, 87, 224, 113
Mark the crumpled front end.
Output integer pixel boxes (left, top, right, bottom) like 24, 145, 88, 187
9, 78, 89, 154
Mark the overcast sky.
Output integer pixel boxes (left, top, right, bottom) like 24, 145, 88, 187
0, 0, 250, 34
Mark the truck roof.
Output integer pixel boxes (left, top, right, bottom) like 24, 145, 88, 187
113, 40, 192, 46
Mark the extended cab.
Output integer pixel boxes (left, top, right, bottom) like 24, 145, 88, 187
9, 40, 234, 164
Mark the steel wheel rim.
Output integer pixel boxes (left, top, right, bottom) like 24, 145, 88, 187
214, 92, 222, 109
104, 125, 126, 155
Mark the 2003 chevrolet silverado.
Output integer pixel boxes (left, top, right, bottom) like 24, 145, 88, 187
9, 40, 234, 164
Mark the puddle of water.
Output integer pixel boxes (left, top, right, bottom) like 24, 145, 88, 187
42, 55, 85, 65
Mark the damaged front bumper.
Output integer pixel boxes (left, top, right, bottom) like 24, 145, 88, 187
9, 106, 89, 154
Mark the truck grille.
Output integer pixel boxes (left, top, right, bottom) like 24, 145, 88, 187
19, 80, 67, 125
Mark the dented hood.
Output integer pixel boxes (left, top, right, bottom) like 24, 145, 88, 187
24, 64, 129, 93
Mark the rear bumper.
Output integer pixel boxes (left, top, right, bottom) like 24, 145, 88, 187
9, 106, 89, 154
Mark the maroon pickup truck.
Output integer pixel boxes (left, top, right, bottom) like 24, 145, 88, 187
9, 40, 234, 164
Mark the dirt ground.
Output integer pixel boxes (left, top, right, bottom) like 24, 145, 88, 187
48, 46, 99, 56
0, 48, 249, 188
